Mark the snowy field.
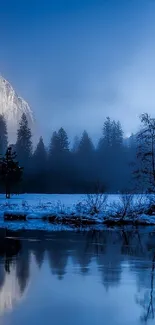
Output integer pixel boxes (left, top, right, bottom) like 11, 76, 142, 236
0, 193, 119, 218
0, 193, 118, 208
0, 193, 87, 207
0, 193, 84, 208
0, 193, 154, 230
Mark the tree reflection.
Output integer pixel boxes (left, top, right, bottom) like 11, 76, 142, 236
0, 265, 5, 291
48, 249, 68, 279
1, 227, 155, 321
120, 227, 145, 257
136, 253, 155, 323
47, 233, 69, 279
0, 231, 23, 315
16, 250, 30, 293
31, 240, 45, 269
0, 231, 21, 279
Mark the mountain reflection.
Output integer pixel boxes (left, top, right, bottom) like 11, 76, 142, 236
0, 230, 22, 315
0, 228, 155, 322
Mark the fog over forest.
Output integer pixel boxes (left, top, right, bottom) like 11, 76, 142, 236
0, 111, 154, 194
0, 1, 155, 194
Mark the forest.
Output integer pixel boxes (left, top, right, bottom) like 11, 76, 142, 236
0, 113, 154, 194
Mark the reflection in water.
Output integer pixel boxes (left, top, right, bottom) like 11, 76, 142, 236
0, 228, 155, 324
0, 267, 21, 315
136, 254, 155, 323
0, 231, 22, 315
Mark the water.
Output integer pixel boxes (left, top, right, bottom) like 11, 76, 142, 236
0, 228, 155, 325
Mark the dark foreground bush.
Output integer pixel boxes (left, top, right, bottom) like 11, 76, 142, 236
44, 215, 97, 227
146, 204, 155, 216
4, 213, 27, 221
104, 218, 155, 226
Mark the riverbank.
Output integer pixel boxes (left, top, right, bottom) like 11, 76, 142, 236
0, 193, 155, 230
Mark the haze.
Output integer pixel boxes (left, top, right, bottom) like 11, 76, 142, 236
0, 0, 155, 142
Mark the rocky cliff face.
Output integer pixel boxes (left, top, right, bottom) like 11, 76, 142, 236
0, 76, 34, 142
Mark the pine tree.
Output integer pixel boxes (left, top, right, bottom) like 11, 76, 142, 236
72, 136, 80, 153
77, 131, 95, 192
32, 137, 47, 192
49, 128, 69, 156
49, 131, 59, 157
97, 118, 112, 189
16, 113, 32, 167
48, 128, 69, 167
111, 120, 125, 191
134, 113, 155, 192
102, 117, 112, 149
57, 128, 69, 152
0, 147, 23, 198
78, 131, 94, 155
97, 118, 125, 192
48, 129, 70, 192
0, 114, 8, 156
33, 137, 47, 171
111, 121, 123, 148
97, 117, 113, 156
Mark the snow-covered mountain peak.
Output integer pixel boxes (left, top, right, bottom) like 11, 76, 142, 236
0, 76, 34, 141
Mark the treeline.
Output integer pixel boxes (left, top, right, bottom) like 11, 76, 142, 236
0, 113, 137, 193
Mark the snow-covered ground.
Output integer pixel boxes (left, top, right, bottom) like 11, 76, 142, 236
0, 193, 118, 219
0, 193, 118, 207
0, 193, 154, 230
0, 193, 89, 218
0, 193, 84, 207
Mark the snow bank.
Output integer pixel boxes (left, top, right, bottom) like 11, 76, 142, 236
0, 193, 154, 230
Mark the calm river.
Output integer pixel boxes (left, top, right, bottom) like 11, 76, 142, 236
0, 227, 155, 325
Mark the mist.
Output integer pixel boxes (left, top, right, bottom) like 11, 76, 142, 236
0, 0, 155, 143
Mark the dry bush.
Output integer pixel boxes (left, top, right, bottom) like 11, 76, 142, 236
76, 193, 108, 215
144, 194, 155, 215
133, 195, 150, 215
110, 194, 134, 220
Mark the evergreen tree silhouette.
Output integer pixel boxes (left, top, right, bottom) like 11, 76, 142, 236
0, 147, 23, 198
16, 113, 32, 167
32, 137, 47, 192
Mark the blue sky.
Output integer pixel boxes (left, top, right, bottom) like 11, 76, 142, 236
0, 0, 155, 142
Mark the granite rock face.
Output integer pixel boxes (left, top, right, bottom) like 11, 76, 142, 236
0, 76, 33, 142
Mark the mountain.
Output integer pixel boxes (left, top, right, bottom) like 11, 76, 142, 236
0, 76, 34, 142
